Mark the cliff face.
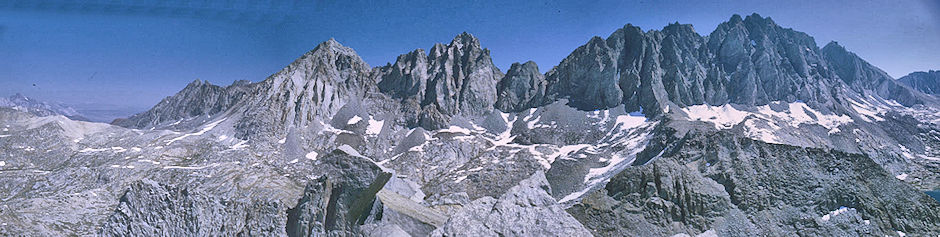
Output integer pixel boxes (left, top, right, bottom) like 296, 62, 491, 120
377, 32, 504, 129
822, 42, 930, 106
899, 70, 940, 96
495, 61, 548, 112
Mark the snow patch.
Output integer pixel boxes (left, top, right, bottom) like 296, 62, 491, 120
684, 104, 751, 129
79, 147, 109, 153
684, 102, 852, 144
821, 206, 852, 221
439, 126, 473, 135
896, 173, 908, 180
559, 186, 594, 203
366, 117, 384, 135
337, 144, 363, 157
847, 98, 884, 122
552, 144, 592, 162
163, 163, 220, 170
899, 145, 916, 159
165, 118, 225, 145
697, 230, 718, 237
138, 159, 160, 165
305, 151, 318, 160
347, 115, 362, 125
523, 108, 541, 129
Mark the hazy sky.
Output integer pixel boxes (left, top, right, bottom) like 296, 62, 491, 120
1, 0, 938, 119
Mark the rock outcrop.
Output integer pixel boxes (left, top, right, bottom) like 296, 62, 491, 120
431, 171, 592, 236
568, 127, 940, 236
99, 180, 285, 236
286, 147, 394, 236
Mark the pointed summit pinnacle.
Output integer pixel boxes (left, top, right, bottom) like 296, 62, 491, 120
450, 32, 481, 48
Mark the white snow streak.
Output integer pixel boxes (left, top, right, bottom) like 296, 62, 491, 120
165, 118, 225, 145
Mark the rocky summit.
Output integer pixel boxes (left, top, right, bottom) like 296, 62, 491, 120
1, 13, 939, 236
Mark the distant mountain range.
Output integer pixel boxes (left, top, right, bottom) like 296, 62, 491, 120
0, 93, 88, 121
0, 93, 146, 123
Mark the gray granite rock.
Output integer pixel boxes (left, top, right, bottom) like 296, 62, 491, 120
99, 180, 285, 236
377, 32, 504, 129
495, 61, 548, 112
568, 127, 940, 236
431, 171, 592, 237
899, 70, 940, 96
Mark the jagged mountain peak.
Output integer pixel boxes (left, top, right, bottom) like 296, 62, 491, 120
822, 40, 846, 51
313, 38, 354, 54
118, 14, 933, 136
743, 12, 773, 24
293, 38, 370, 71
229, 38, 375, 139
729, 13, 744, 24
661, 22, 697, 36
377, 32, 503, 129
184, 79, 211, 88
495, 60, 546, 112
449, 32, 481, 48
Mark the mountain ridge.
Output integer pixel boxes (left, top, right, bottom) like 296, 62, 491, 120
899, 70, 940, 96
114, 13, 935, 134
0, 93, 89, 121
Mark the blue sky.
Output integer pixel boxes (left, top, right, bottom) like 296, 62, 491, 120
1, 0, 938, 120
